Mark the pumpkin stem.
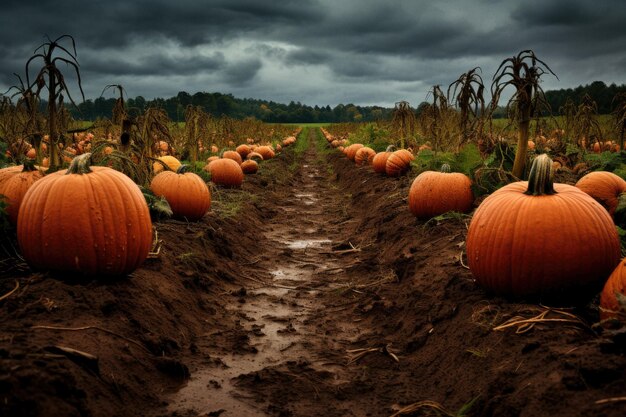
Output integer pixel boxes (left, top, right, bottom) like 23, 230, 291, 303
22, 158, 37, 172
66, 152, 93, 175
176, 165, 189, 174
525, 154, 556, 196
385, 144, 397, 152
440, 163, 451, 173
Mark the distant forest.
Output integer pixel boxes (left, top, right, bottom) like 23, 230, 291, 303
67, 81, 626, 123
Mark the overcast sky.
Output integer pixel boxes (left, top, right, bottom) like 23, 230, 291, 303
0, 0, 624, 108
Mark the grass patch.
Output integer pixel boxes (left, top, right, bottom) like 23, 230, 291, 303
211, 188, 257, 219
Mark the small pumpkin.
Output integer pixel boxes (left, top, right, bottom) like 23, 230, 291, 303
222, 150, 243, 165
208, 158, 244, 188
354, 147, 376, 166
344, 144, 364, 161
17, 153, 152, 276
256, 146, 275, 160
372, 146, 396, 174
466, 154, 620, 299
241, 159, 259, 175
235, 144, 252, 160
150, 165, 211, 221
408, 164, 473, 219
575, 171, 626, 217
153, 155, 182, 174
599, 258, 626, 322
0, 161, 46, 224
385, 149, 414, 177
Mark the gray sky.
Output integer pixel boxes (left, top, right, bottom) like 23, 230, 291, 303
0, 0, 624, 108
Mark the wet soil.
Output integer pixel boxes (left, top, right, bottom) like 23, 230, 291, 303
2, 128, 626, 417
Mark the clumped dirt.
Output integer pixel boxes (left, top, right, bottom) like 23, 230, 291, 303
2, 129, 626, 417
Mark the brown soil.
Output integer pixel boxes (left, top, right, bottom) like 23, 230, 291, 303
2, 128, 626, 417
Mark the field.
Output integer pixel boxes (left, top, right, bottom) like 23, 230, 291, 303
1, 124, 626, 417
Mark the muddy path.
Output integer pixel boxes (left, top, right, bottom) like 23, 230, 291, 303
167, 130, 376, 416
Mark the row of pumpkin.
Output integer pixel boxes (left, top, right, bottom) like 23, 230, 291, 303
325, 129, 626, 323
0, 130, 300, 278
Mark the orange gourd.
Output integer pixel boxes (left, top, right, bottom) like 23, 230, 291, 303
150, 165, 211, 221
408, 164, 473, 219
17, 153, 152, 276
385, 149, 414, 177
0, 162, 46, 224
466, 154, 620, 299
354, 147, 376, 166
208, 158, 244, 188
575, 171, 626, 217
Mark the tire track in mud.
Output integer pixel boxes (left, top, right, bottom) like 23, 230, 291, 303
167, 130, 371, 416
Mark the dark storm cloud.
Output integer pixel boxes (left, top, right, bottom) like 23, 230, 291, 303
0, 0, 625, 106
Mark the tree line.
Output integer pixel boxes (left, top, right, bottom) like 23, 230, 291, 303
64, 81, 626, 123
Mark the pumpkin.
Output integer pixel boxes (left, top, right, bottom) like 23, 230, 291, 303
344, 144, 364, 161
466, 154, 620, 299
153, 155, 182, 174
408, 164, 474, 219
241, 159, 259, 175
17, 153, 152, 276
600, 258, 626, 322
575, 171, 626, 217
235, 144, 252, 160
222, 150, 243, 165
150, 165, 211, 221
385, 149, 414, 177
372, 146, 396, 174
0, 162, 46, 224
354, 147, 376, 166
206, 156, 220, 164
208, 158, 244, 187
256, 146, 275, 160
247, 151, 264, 161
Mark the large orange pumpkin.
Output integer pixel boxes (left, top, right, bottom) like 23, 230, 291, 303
466, 154, 620, 299
0, 162, 46, 224
575, 171, 626, 217
354, 147, 376, 166
150, 165, 211, 221
408, 164, 474, 219
385, 149, 414, 177
600, 258, 626, 321
17, 153, 152, 276
208, 158, 244, 187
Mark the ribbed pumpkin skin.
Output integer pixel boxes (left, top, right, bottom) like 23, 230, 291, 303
575, 171, 626, 216
241, 160, 259, 174
222, 150, 243, 165
344, 144, 364, 161
466, 182, 620, 298
408, 171, 473, 219
385, 150, 414, 177
600, 258, 626, 320
150, 171, 211, 221
0, 165, 45, 224
256, 146, 275, 160
235, 144, 252, 159
354, 147, 376, 166
372, 152, 391, 174
17, 166, 152, 276
208, 158, 244, 187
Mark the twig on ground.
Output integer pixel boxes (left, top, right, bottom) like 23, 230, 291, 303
32, 325, 151, 353
0, 280, 20, 302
